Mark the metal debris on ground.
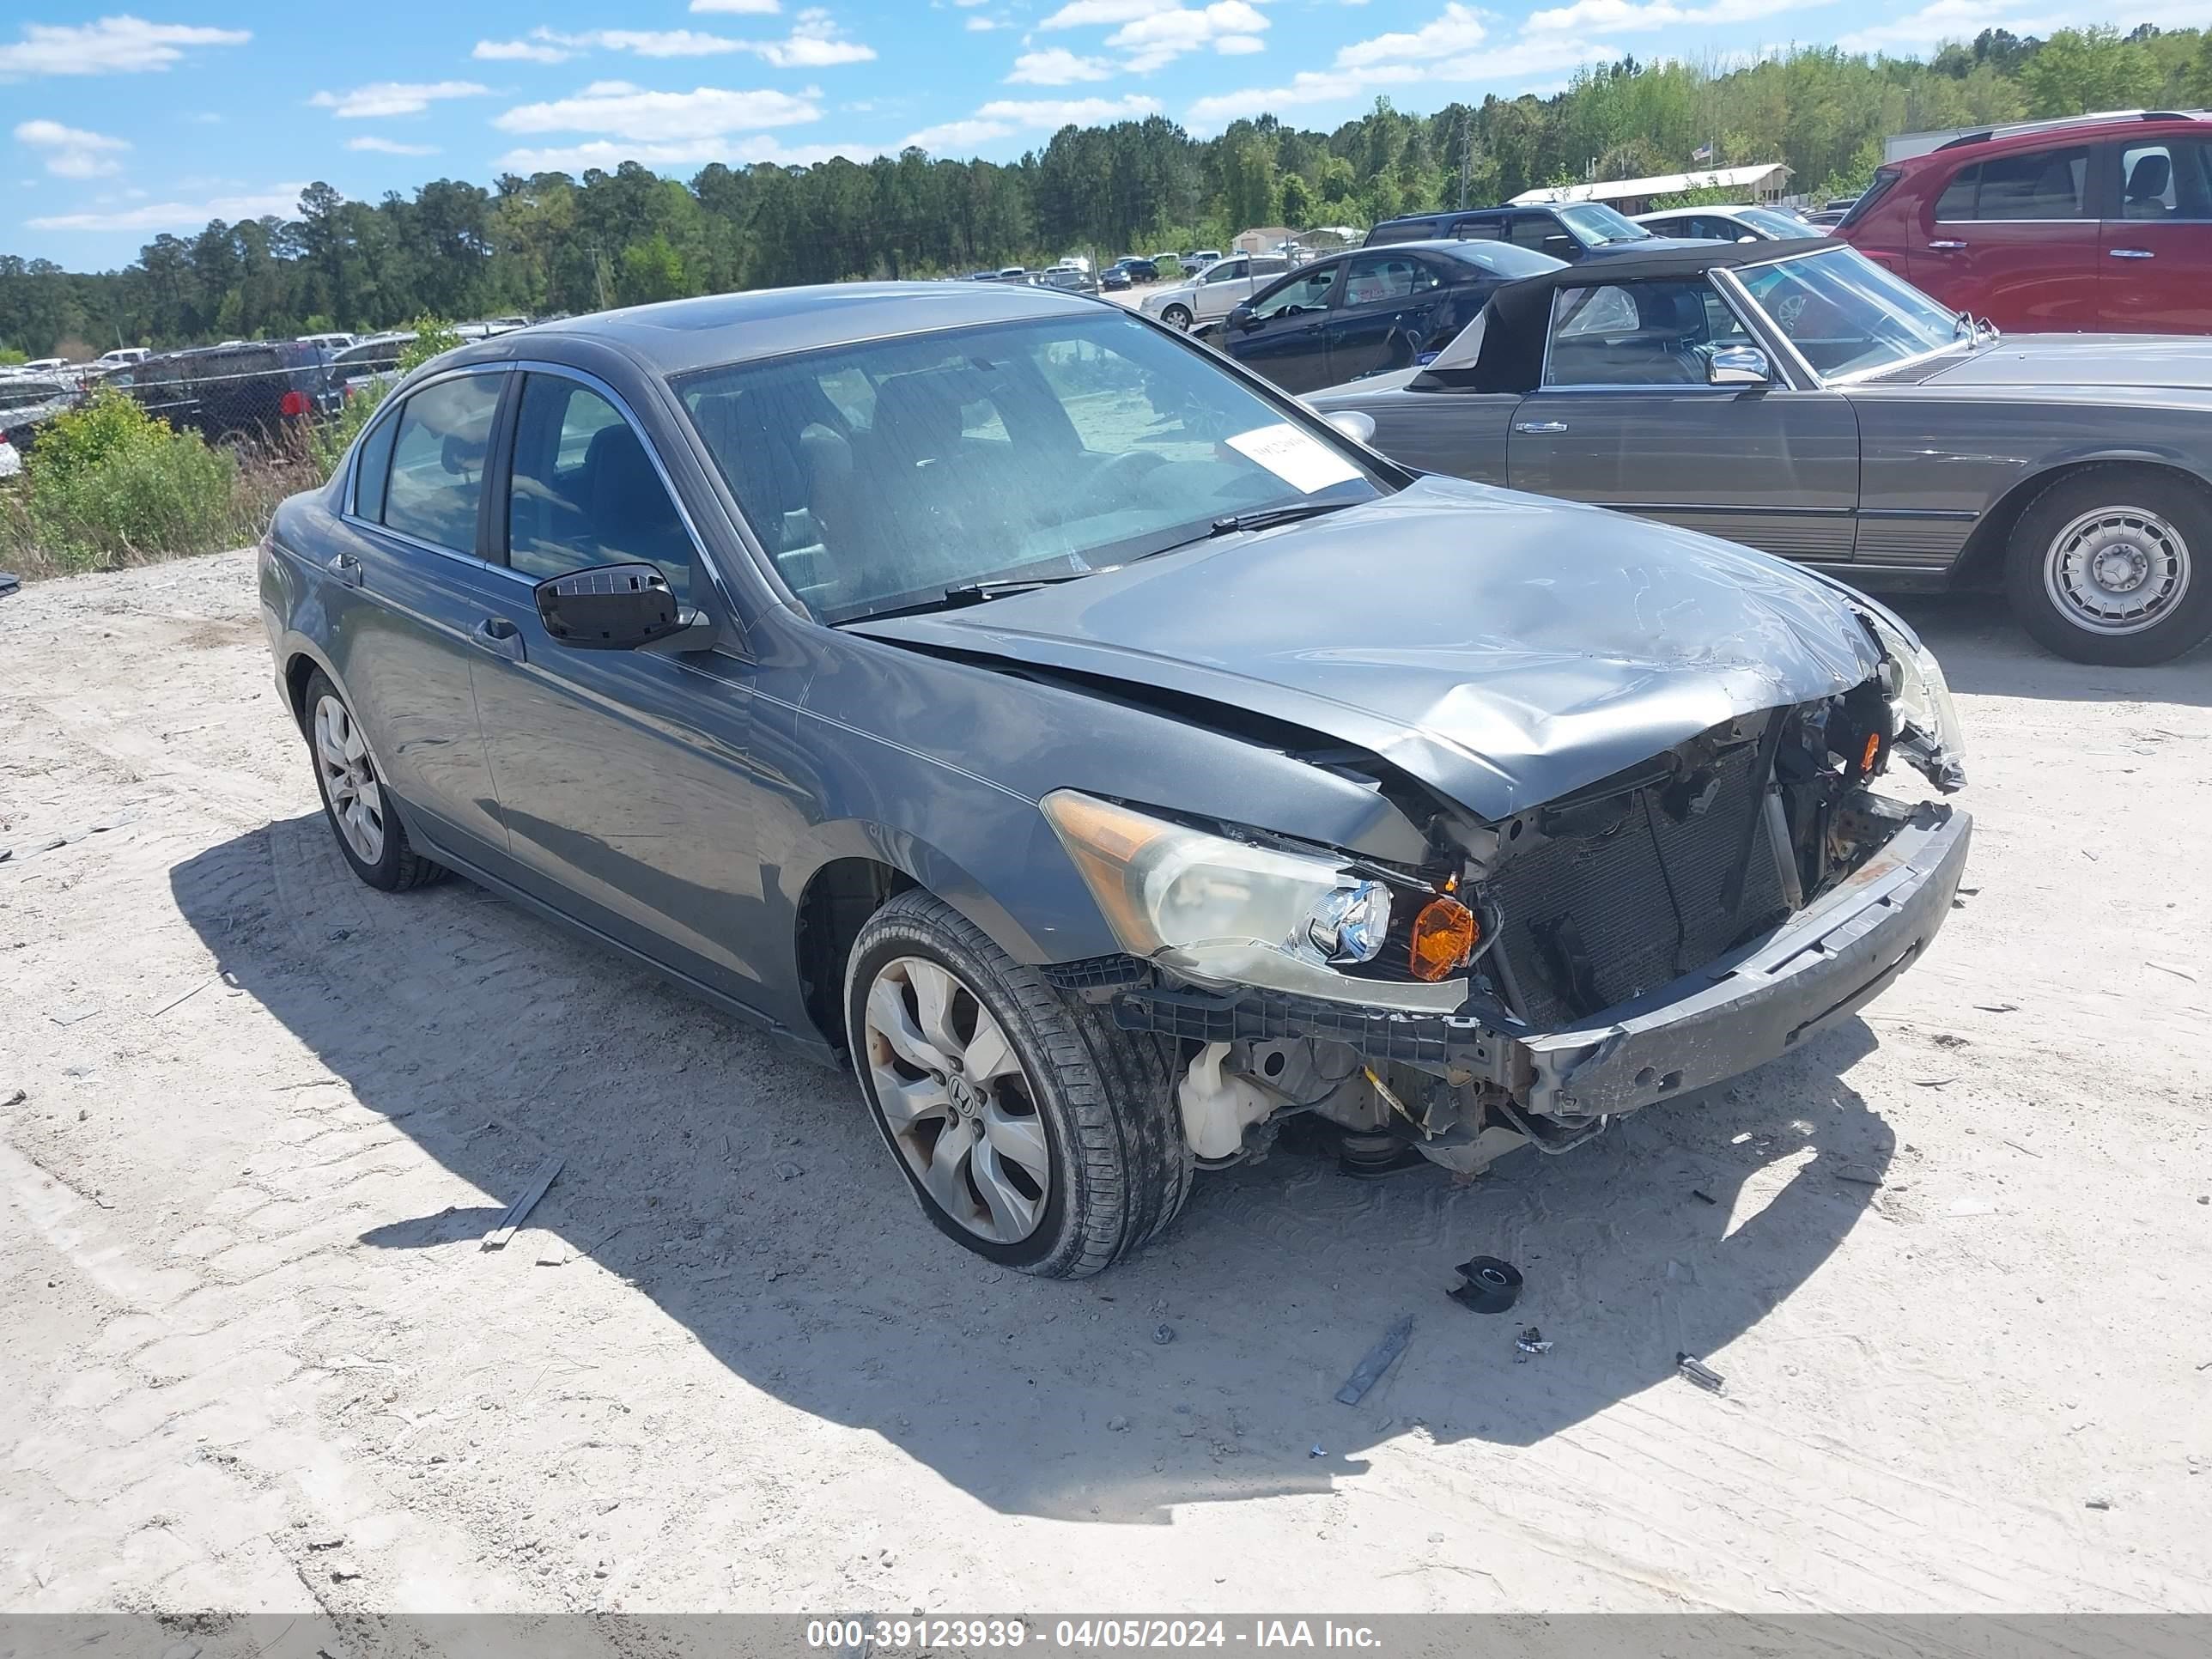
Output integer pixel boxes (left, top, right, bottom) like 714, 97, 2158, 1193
1515, 1326, 1553, 1357
2146, 960, 2199, 982
1334, 1315, 1413, 1405
481, 1155, 564, 1252
1447, 1255, 1522, 1314
1691, 1188, 1720, 1206
2085, 1498, 2112, 1510
1152, 1322, 1176, 1346
1975, 1002, 2019, 1013
1309, 1443, 1325, 1458
1676, 1352, 1726, 1394
2, 1089, 25, 1109
0, 572, 18, 599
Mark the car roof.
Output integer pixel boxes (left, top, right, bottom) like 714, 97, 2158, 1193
454, 281, 1113, 377
1901, 109, 2209, 168
1434, 236, 1834, 393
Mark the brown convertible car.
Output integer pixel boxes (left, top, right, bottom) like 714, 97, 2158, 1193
1310, 240, 2212, 665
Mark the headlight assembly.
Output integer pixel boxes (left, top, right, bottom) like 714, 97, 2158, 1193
1863, 610, 1966, 793
1040, 790, 1469, 1012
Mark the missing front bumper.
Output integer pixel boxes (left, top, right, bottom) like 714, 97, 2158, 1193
1110, 802, 1972, 1122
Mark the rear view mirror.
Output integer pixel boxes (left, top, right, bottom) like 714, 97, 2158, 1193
534, 562, 689, 650
1708, 346, 1771, 387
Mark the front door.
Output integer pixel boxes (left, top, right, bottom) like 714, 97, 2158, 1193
465, 369, 778, 1005
1230, 260, 1340, 392
1325, 250, 1449, 384
1906, 143, 2100, 331
2099, 135, 2212, 333
1504, 274, 1860, 563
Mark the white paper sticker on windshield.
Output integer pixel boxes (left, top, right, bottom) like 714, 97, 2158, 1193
1225, 422, 1362, 495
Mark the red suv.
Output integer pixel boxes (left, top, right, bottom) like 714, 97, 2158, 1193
1838, 111, 2212, 333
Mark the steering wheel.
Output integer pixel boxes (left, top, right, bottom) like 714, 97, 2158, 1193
1067, 448, 1169, 513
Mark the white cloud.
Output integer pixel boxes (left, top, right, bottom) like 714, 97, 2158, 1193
27, 182, 307, 233
1186, 27, 1616, 128
901, 92, 1161, 152
475, 37, 576, 63
901, 117, 1017, 151
1526, 0, 1831, 33
0, 16, 251, 78
967, 15, 1004, 28
1832, 0, 2070, 49
1040, 0, 1174, 24
1074, 1, 1272, 71
1215, 33, 1265, 52
495, 136, 868, 173
1336, 2, 1485, 64
311, 80, 491, 118
755, 9, 876, 65
690, 0, 781, 9
347, 135, 441, 155
493, 82, 823, 143
1006, 46, 1116, 83
975, 93, 1162, 124
14, 118, 131, 179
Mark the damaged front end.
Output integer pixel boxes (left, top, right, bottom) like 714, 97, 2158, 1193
1043, 626, 1971, 1176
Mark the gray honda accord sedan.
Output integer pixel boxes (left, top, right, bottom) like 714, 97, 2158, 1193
263, 282, 1971, 1277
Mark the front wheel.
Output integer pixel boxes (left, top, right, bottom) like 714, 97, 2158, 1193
1160, 303, 1193, 330
845, 890, 1189, 1278
2005, 467, 2212, 665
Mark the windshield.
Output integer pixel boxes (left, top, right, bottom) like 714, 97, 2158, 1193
1558, 203, 1650, 245
1735, 246, 1965, 380
1737, 206, 1811, 238
678, 309, 1387, 624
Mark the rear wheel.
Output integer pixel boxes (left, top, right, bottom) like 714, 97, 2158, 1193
845, 890, 1188, 1278
302, 669, 447, 891
2005, 467, 2212, 665
1160, 303, 1193, 330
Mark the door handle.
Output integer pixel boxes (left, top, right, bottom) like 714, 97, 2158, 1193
1515, 420, 1570, 434
2108, 246, 2155, 259
471, 617, 527, 665
1927, 239, 1967, 250
328, 553, 362, 589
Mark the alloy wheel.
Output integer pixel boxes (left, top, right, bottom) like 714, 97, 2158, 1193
861, 955, 1051, 1243
313, 694, 386, 865
2044, 505, 2192, 636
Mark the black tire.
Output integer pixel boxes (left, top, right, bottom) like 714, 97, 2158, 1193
2004, 465, 2212, 665
301, 669, 448, 892
844, 890, 1190, 1279
1161, 303, 1193, 330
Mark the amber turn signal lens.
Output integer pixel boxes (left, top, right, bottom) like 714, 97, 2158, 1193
1409, 896, 1479, 982
1861, 731, 1881, 774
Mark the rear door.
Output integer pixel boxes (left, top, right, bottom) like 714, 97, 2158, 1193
323, 368, 514, 861
1906, 143, 2100, 330
2098, 134, 2212, 332
1226, 259, 1340, 392
465, 368, 780, 1004
1505, 275, 1861, 563
1325, 251, 1449, 383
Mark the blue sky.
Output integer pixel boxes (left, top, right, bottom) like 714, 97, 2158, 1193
3, 0, 2181, 266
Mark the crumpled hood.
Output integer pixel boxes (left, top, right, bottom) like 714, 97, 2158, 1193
1917, 334, 2212, 392
847, 477, 1882, 822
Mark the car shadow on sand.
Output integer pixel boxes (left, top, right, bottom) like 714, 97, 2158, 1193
1883, 592, 2212, 706
173, 811, 1893, 1525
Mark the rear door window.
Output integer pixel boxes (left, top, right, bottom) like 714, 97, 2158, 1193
1935, 145, 2089, 221
1340, 252, 1443, 309
379, 374, 503, 554
2114, 138, 2212, 221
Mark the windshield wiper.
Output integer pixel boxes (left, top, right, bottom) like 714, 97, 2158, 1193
1209, 500, 1359, 537
841, 569, 1100, 624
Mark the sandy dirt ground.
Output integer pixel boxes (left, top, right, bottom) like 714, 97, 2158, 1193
2, 549, 2209, 1620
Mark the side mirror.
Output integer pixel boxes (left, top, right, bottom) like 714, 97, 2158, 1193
1708, 346, 1771, 387
1229, 304, 1259, 331
1325, 409, 1376, 445
534, 562, 691, 650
